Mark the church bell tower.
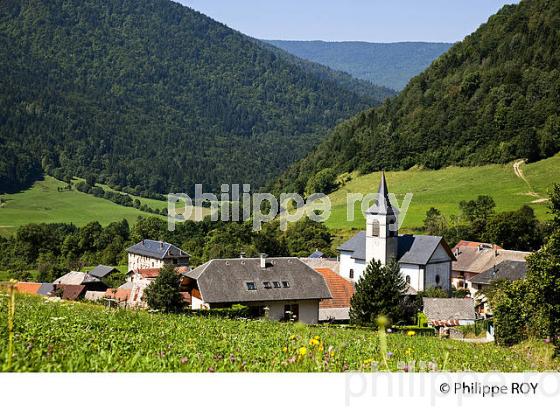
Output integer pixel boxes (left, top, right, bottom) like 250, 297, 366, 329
365, 172, 399, 266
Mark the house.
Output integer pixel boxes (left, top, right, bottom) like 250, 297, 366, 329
452, 242, 530, 297
126, 266, 190, 308
423, 298, 476, 327
338, 173, 455, 293
469, 260, 528, 315
316, 268, 354, 322
53, 271, 108, 292
126, 239, 190, 271
180, 255, 332, 324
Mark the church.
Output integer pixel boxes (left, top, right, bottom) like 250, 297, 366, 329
337, 173, 455, 293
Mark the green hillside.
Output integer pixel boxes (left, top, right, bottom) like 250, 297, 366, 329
266, 40, 452, 90
0, 176, 208, 237
325, 154, 560, 231
0, 0, 393, 195
273, 0, 560, 195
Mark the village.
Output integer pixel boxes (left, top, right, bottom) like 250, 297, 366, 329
12, 174, 532, 341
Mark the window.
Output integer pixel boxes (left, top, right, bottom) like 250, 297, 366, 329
371, 220, 380, 237
405, 275, 411, 284
173, 258, 178, 264
349, 269, 354, 279
273, 281, 281, 288
246, 282, 257, 291
284, 304, 299, 322
263, 281, 272, 289
435, 275, 441, 285
282, 281, 290, 288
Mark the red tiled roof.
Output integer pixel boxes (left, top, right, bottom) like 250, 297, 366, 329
316, 268, 354, 309
452, 240, 503, 252
15, 282, 42, 295
105, 288, 131, 302
137, 268, 161, 279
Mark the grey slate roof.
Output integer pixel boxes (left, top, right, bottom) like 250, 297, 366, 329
53, 271, 102, 285
366, 172, 397, 216
423, 298, 476, 321
127, 239, 190, 259
37, 283, 55, 296
337, 231, 451, 265
183, 257, 332, 304
89, 265, 117, 278
470, 260, 528, 285
309, 250, 324, 258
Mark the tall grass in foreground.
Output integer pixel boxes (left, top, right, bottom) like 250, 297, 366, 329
0, 295, 557, 372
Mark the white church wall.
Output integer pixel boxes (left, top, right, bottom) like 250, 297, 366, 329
400, 263, 424, 292
339, 252, 365, 281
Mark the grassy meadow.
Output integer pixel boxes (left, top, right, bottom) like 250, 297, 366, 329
0, 177, 210, 237
325, 154, 560, 232
1, 294, 557, 372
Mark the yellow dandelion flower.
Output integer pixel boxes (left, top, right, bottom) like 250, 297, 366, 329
289, 335, 296, 340
298, 347, 307, 356
309, 338, 320, 346
282, 346, 287, 352
407, 330, 416, 337
406, 348, 413, 355
314, 335, 320, 340
330, 351, 335, 357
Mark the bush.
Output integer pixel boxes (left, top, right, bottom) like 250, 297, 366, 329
186, 304, 251, 319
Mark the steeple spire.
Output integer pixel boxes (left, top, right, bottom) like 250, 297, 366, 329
366, 171, 396, 216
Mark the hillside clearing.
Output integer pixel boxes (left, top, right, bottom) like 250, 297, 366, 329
0, 177, 208, 237
325, 155, 560, 231
1, 295, 557, 372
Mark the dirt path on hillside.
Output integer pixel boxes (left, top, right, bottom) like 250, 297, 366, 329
513, 160, 548, 203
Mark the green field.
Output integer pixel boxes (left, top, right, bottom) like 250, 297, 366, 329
1, 294, 557, 372
0, 177, 210, 237
325, 155, 560, 232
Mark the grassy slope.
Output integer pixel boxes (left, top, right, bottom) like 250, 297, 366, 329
1, 294, 556, 372
326, 154, 560, 232
0, 177, 208, 236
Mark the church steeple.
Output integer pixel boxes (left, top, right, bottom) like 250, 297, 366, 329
366, 171, 396, 216
365, 171, 399, 266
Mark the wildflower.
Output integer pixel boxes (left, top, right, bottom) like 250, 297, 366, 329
282, 346, 288, 352
309, 338, 320, 346
289, 334, 296, 340
407, 330, 416, 336
298, 347, 307, 356
330, 351, 335, 357
314, 335, 320, 340
387, 351, 394, 359
405, 348, 413, 356
363, 358, 373, 366
180, 357, 189, 365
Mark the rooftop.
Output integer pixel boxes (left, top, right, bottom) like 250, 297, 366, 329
470, 260, 528, 285
182, 257, 332, 304
423, 298, 476, 322
127, 239, 190, 260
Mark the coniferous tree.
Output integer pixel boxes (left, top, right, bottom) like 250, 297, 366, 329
349, 259, 406, 326
143, 265, 184, 313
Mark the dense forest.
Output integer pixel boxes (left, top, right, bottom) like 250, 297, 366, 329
272, 0, 560, 195
266, 40, 452, 91
0, 0, 393, 195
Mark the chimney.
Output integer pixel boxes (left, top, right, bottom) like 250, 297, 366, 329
142, 239, 145, 246
260, 253, 268, 269
160, 241, 163, 250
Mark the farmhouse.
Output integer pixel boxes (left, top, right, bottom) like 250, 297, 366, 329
451, 241, 530, 297
126, 266, 190, 308
127, 239, 190, 271
338, 173, 455, 293
180, 255, 332, 324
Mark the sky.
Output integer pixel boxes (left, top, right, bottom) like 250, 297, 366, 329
176, 0, 519, 43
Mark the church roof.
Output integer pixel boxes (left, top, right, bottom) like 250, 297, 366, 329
366, 171, 396, 216
337, 231, 454, 265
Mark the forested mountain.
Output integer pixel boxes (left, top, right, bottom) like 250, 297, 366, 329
0, 0, 393, 195
266, 40, 453, 90
272, 0, 560, 195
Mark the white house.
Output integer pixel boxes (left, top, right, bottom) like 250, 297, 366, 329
126, 239, 190, 271
338, 173, 455, 293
